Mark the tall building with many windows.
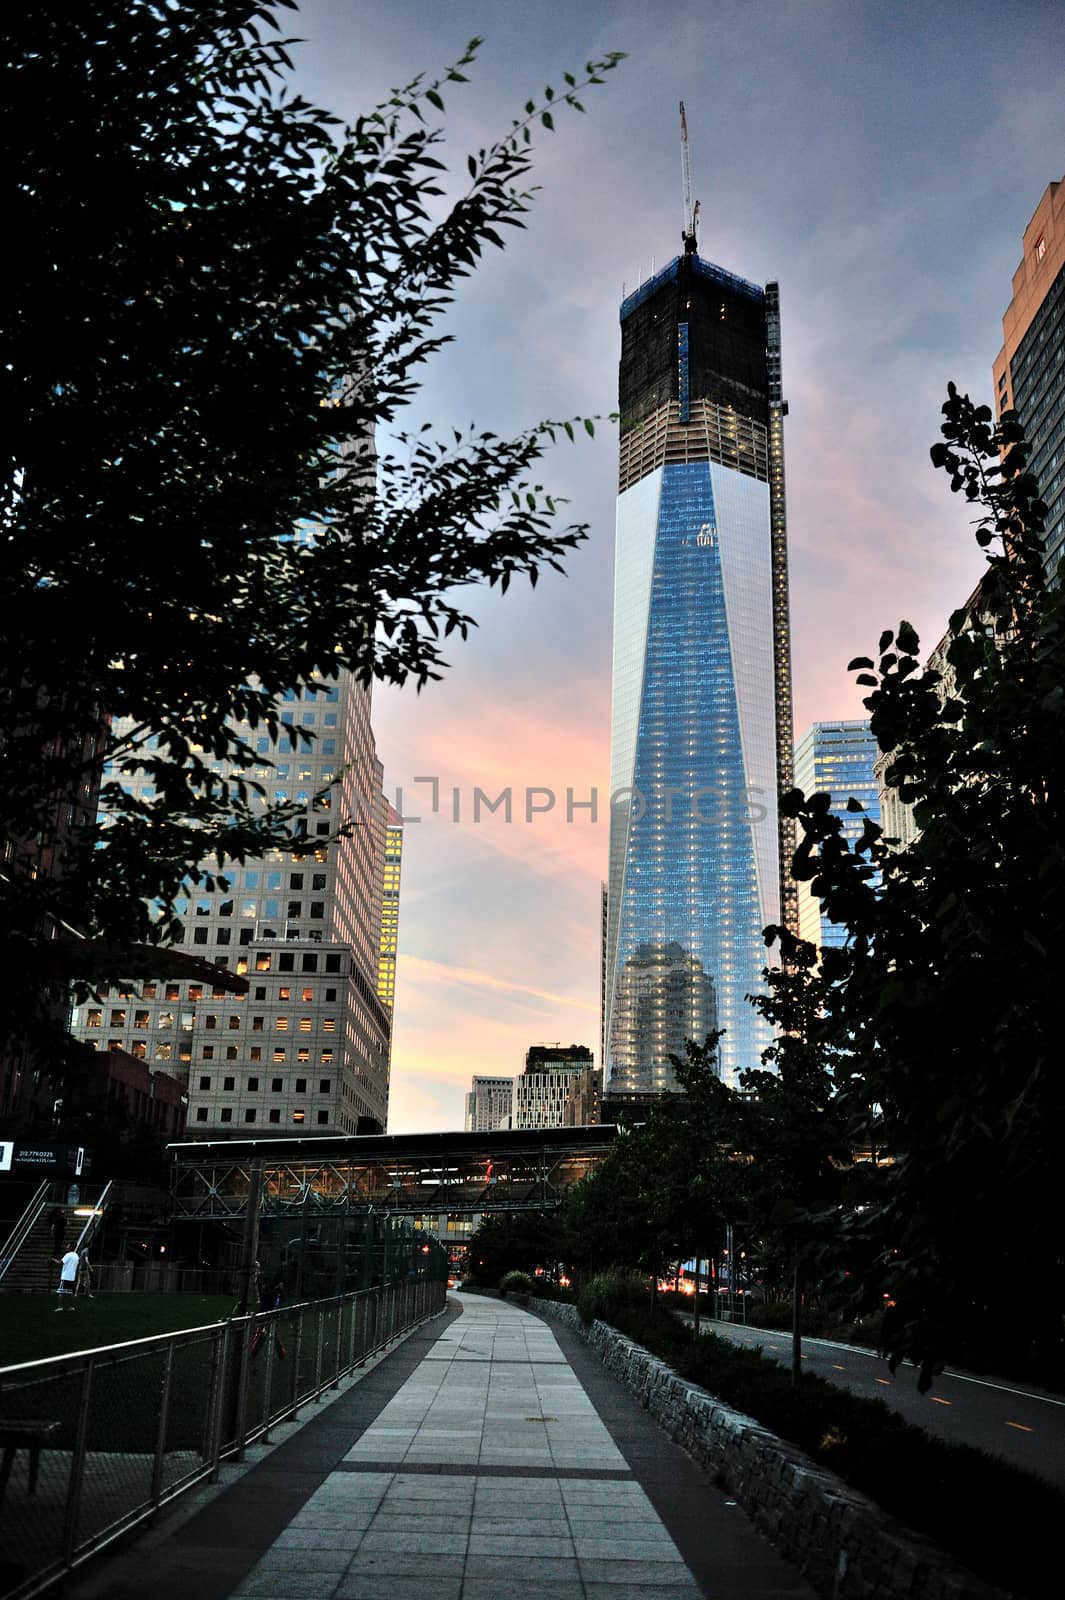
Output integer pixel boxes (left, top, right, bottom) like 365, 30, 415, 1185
70, 672, 396, 1135
376, 805, 403, 1010
993, 178, 1064, 580
793, 721, 880, 950
464, 1075, 514, 1133
604, 242, 794, 1096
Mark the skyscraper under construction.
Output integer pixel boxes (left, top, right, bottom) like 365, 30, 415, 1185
604, 110, 795, 1096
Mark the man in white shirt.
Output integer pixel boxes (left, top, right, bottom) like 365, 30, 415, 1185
55, 1248, 80, 1310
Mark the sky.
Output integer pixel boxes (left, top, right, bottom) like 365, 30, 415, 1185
288, 0, 1065, 1132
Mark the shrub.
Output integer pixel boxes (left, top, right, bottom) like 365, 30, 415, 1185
577, 1270, 650, 1328
498, 1270, 534, 1297
599, 1300, 1061, 1598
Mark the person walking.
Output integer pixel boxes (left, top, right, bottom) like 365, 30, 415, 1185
55, 1247, 80, 1310
48, 1205, 66, 1259
76, 1248, 94, 1299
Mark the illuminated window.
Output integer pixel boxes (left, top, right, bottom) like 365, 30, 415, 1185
292, 1110, 305, 1123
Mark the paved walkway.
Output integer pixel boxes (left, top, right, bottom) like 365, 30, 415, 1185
72, 1292, 816, 1600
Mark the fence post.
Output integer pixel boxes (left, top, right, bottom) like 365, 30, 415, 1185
332, 1300, 344, 1387
313, 1308, 324, 1400
207, 1322, 231, 1479
151, 1341, 175, 1508
62, 1355, 95, 1564
261, 1313, 277, 1443
290, 1306, 304, 1420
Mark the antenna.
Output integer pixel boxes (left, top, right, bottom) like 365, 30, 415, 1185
679, 101, 699, 255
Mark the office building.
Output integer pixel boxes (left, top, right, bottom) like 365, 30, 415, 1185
70, 672, 395, 1135
793, 721, 880, 949
604, 228, 795, 1094
993, 178, 1064, 579
376, 805, 403, 1010
513, 1043, 596, 1130
464, 1075, 514, 1133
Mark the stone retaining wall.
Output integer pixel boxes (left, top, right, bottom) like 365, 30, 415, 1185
510, 1295, 1003, 1600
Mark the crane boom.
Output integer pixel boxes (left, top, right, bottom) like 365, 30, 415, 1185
679, 101, 698, 254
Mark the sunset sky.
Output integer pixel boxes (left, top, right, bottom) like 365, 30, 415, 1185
290, 0, 1065, 1131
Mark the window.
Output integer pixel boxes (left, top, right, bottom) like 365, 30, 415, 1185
194, 928, 209, 945
302, 954, 319, 973
276, 1016, 289, 1031
310, 902, 324, 919
225, 1045, 238, 1061
239, 928, 254, 946
290, 874, 304, 889
271, 1078, 283, 1092
299, 1017, 312, 1033
165, 983, 180, 1002
228, 1015, 241, 1030
204, 1014, 218, 1030
316, 1110, 329, 1125
325, 955, 341, 973
86, 1009, 102, 1028
188, 985, 203, 1002
195, 1108, 209, 1122
301, 987, 314, 1003
297, 1048, 310, 1063
273, 1048, 286, 1063
199, 1076, 211, 1090
202, 1045, 215, 1060
287, 902, 301, 919
322, 1019, 336, 1033
292, 1110, 305, 1123
223, 1076, 235, 1091
268, 1109, 281, 1124
279, 954, 295, 972
252, 1017, 264, 1032
254, 986, 266, 1000
247, 1076, 259, 1091
110, 1009, 127, 1027
131, 1041, 148, 1059
278, 986, 291, 1001
249, 1047, 262, 1062
220, 1108, 233, 1123
255, 954, 272, 972
325, 988, 337, 1002
244, 1109, 257, 1123
295, 1078, 307, 1093
321, 1049, 334, 1064
319, 1079, 331, 1094
216, 928, 231, 945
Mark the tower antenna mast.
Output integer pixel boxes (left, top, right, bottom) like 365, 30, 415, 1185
679, 101, 700, 255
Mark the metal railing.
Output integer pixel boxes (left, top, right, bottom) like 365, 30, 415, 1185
0, 1274, 446, 1599
0, 1183, 49, 1284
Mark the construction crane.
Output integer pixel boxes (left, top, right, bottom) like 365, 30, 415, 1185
679, 101, 700, 255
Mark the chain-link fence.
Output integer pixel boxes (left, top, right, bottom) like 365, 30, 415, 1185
0, 1274, 446, 1599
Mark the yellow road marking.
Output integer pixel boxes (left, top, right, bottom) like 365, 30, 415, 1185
1006, 1421, 1033, 1433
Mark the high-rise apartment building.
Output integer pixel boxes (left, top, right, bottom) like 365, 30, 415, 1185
464, 1075, 514, 1133
993, 178, 1064, 579
70, 672, 395, 1135
376, 805, 403, 1010
604, 234, 794, 1095
793, 721, 880, 949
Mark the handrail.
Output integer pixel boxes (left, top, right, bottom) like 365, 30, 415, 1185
73, 1178, 112, 1255
0, 1178, 50, 1282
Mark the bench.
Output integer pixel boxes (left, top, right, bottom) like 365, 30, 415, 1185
0, 1421, 61, 1507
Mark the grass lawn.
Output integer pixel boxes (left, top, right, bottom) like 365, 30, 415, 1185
0, 1293, 236, 1368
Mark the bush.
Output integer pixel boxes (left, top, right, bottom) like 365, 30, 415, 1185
596, 1299, 1061, 1599
577, 1270, 650, 1328
498, 1270, 534, 1297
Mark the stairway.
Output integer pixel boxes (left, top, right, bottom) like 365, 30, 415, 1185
1, 1206, 79, 1294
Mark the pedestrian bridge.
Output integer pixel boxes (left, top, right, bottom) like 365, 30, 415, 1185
167, 1125, 618, 1221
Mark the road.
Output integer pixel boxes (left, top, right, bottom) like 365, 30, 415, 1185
685, 1317, 1065, 1493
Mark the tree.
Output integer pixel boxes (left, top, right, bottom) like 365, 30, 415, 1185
783, 388, 1065, 1377
745, 928, 855, 1378
466, 1210, 563, 1287
1, 4, 623, 1048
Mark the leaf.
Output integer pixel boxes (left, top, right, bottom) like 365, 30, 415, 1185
848, 657, 875, 671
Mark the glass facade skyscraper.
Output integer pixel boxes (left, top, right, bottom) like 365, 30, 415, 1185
605, 250, 794, 1094
793, 720, 880, 951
